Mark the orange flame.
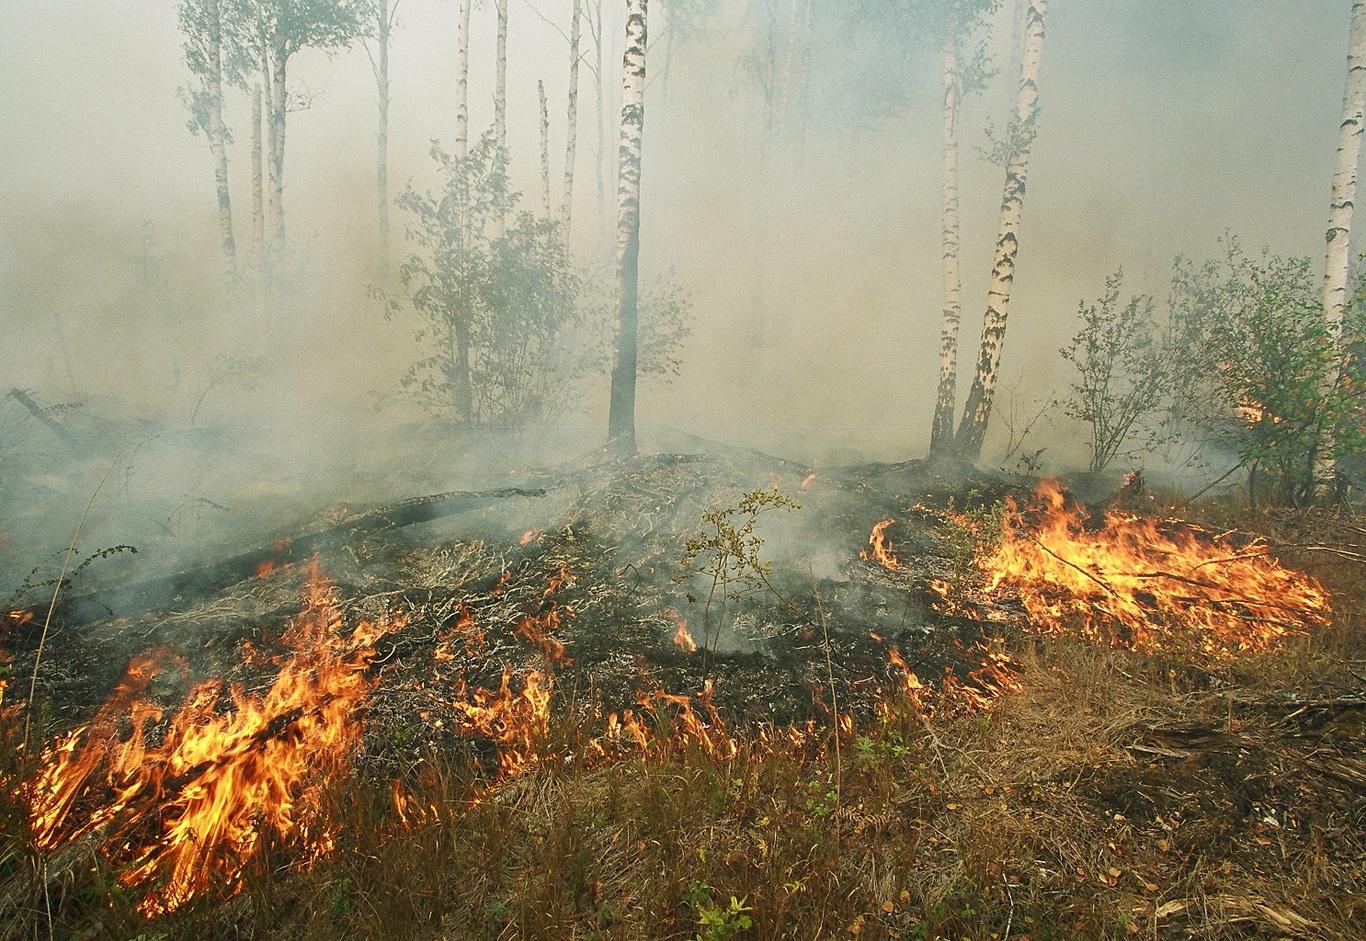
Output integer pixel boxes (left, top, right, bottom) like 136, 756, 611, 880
516, 606, 572, 666
980, 480, 1331, 657
672, 619, 697, 653
519, 529, 540, 546
861, 518, 901, 570
452, 669, 552, 777
25, 561, 401, 915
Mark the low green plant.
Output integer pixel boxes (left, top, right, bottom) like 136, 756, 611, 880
685, 882, 753, 941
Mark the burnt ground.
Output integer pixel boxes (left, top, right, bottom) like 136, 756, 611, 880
4, 448, 1365, 940
10, 448, 1021, 766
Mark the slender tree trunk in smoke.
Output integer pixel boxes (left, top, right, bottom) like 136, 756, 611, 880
539, 80, 553, 216
1325, 1, 1366, 338
376, 2, 392, 273
495, 0, 508, 154
455, 0, 472, 160
954, 0, 1047, 459
205, 0, 237, 275
930, 34, 962, 454
1320, 0, 1366, 489
607, 0, 646, 452
269, 36, 288, 247
562, 0, 582, 233
252, 84, 266, 340
1010, 0, 1024, 81
593, 0, 607, 247
451, 0, 474, 416
257, 13, 275, 239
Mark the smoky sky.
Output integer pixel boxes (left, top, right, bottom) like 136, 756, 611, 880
0, 0, 1352, 468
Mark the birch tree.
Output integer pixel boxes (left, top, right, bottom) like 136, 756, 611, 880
929, 30, 962, 453
539, 80, 554, 216
251, 84, 266, 336
455, 0, 473, 159
494, 0, 509, 155
236, 0, 371, 249
953, 0, 1047, 459
1325, 0, 1366, 336
1321, 0, 1366, 490
364, 1, 401, 272
927, 0, 996, 455
607, 0, 647, 451
562, 0, 583, 233
178, 0, 240, 275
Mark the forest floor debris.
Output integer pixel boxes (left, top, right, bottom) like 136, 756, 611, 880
0, 450, 1362, 939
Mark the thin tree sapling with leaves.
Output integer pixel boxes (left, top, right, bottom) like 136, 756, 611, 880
1060, 271, 1170, 475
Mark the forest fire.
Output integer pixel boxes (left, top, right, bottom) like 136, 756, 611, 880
23, 561, 401, 916
978, 480, 1332, 657
861, 518, 901, 570
672, 618, 697, 652
452, 668, 552, 777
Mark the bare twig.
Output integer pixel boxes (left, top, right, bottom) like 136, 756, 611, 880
24, 442, 124, 743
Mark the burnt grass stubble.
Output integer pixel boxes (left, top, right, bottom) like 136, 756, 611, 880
1, 451, 1363, 940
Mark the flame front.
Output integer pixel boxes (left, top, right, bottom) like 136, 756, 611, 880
25, 561, 401, 916
979, 480, 1331, 657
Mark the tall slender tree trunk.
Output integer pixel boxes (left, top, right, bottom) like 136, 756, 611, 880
376, 3, 392, 273
494, 0, 508, 153
953, 0, 1047, 459
607, 0, 647, 452
1325, 1, 1366, 338
539, 80, 553, 216
455, 0, 472, 160
594, 0, 608, 248
562, 0, 582, 233
252, 84, 266, 341
1321, 0, 1366, 491
930, 34, 962, 454
269, 37, 288, 248
258, 17, 275, 238
205, 0, 236, 275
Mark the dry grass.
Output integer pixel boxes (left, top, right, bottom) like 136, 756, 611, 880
1, 505, 1362, 940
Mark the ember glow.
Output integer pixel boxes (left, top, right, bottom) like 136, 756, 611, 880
979, 480, 1332, 657
24, 561, 401, 916
861, 517, 901, 570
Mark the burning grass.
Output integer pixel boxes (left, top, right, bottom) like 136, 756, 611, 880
1, 460, 1361, 939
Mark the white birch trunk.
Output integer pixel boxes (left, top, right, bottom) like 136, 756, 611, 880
562, 0, 582, 233
377, 2, 391, 272
539, 80, 553, 217
455, 0, 472, 160
593, 0, 607, 247
205, 0, 236, 269
257, 16, 275, 242
495, 0, 508, 154
269, 37, 287, 248
607, 0, 646, 451
954, 0, 1047, 459
205, 0, 236, 275
252, 84, 266, 341
1320, 0, 1366, 490
930, 34, 962, 454
1324, 0, 1366, 339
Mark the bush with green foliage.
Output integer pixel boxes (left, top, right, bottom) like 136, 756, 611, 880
382, 132, 580, 427
1166, 239, 1365, 505
1059, 270, 1170, 474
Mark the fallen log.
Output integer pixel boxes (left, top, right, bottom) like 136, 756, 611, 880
62, 486, 546, 625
